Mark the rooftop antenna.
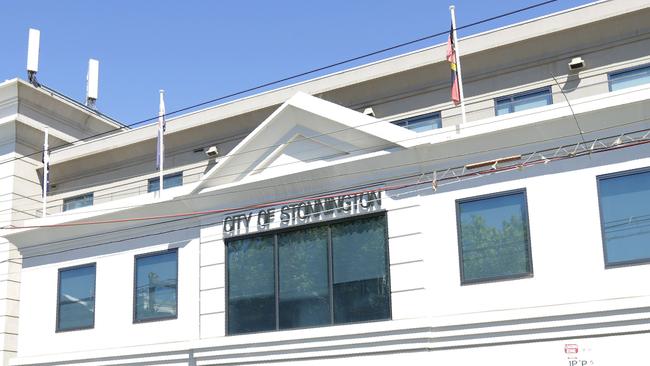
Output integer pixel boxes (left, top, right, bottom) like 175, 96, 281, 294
86, 59, 99, 109
26, 28, 41, 87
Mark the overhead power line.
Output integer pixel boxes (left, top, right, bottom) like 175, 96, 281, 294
0, 0, 558, 170
5, 123, 649, 231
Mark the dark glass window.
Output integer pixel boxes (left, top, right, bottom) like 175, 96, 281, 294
331, 216, 390, 323
598, 169, 650, 266
278, 227, 330, 329
148, 172, 183, 193
609, 65, 650, 92
227, 236, 276, 334
57, 264, 96, 332
457, 190, 532, 283
495, 87, 552, 116
62, 193, 94, 212
226, 214, 390, 335
392, 112, 441, 132
134, 250, 178, 322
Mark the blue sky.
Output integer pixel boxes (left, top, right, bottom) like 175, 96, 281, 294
0, 0, 593, 126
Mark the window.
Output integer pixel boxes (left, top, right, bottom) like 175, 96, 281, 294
495, 87, 552, 116
597, 168, 650, 267
391, 112, 441, 132
227, 214, 390, 335
456, 189, 533, 284
147, 172, 183, 193
57, 264, 96, 332
134, 249, 178, 322
609, 65, 650, 92
62, 193, 94, 212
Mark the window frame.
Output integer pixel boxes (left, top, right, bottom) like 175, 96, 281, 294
62, 192, 94, 212
596, 166, 650, 268
455, 188, 534, 285
607, 63, 650, 92
391, 112, 442, 132
147, 172, 183, 193
55, 262, 97, 333
224, 211, 391, 336
494, 87, 552, 116
132, 248, 179, 324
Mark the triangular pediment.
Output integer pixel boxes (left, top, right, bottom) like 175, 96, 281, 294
252, 132, 348, 174
194, 92, 415, 190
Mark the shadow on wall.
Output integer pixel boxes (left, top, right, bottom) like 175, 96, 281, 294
21, 225, 198, 268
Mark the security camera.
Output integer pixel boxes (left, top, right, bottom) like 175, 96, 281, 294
363, 107, 375, 117
205, 146, 218, 158
568, 57, 585, 71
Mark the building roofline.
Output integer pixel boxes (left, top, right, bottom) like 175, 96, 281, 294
50, 0, 650, 163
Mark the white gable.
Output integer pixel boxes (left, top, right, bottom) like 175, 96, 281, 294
194, 92, 415, 191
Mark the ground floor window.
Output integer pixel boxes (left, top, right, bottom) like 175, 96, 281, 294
456, 189, 533, 284
57, 263, 96, 332
598, 168, 650, 266
134, 249, 178, 322
226, 213, 390, 335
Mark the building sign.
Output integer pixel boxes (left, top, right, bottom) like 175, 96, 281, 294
223, 190, 382, 235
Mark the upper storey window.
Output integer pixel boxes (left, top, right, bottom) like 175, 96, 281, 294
597, 168, 650, 267
609, 65, 650, 92
62, 193, 94, 212
391, 112, 441, 132
495, 87, 552, 116
148, 172, 183, 193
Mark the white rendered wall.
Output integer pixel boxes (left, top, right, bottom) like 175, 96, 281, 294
17, 226, 200, 357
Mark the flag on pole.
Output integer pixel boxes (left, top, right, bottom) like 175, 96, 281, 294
446, 24, 461, 105
156, 90, 166, 170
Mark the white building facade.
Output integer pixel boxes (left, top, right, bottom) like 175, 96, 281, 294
1, 1, 650, 365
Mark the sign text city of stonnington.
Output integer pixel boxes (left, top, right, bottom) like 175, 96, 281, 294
222, 190, 382, 234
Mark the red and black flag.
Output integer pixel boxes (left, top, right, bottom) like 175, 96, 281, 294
446, 24, 461, 105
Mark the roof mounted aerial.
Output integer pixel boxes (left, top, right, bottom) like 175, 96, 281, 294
26, 28, 41, 87
86, 59, 99, 109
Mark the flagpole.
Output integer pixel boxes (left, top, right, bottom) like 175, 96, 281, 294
158, 90, 165, 198
450, 5, 467, 125
42, 128, 48, 218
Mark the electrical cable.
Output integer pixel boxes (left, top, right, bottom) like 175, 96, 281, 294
0, 55, 643, 212
0, 0, 560, 171
3, 110, 650, 227
3, 73, 646, 220
0, 129, 642, 281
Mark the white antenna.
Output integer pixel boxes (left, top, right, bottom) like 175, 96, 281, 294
27, 28, 41, 86
86, 59, 99, 109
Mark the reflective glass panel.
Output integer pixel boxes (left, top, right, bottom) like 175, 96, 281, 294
392, 112, 441, 132
148, 172, 183, 193
496, 88, 552, 116
278, 227, 330, 329
598, 170, 650, 265
610, 66, 650, 92
62, 193, 94, 212
228, 236, 276, 334
331, 216, 390, 324
458, 191, 531, 282
57, 264, 95, 331
134, 250, 178, 322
